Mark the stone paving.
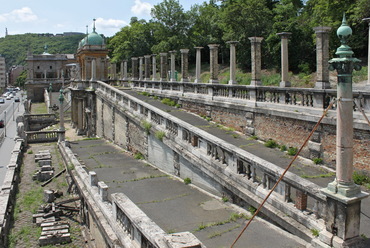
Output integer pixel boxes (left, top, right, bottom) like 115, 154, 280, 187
70, 139, 307, 248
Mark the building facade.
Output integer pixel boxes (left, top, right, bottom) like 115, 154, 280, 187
0, 56, 6, 89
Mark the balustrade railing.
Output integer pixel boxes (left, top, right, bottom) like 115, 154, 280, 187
129, 80, 370, 112
96, 81, 327, 231
26, 130, 63, 143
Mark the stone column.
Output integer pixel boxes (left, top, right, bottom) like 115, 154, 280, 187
169, 51, 176, 82
208, 44, 220, 84
131, 57, 139, 80
194, 47, 203, 83
58, 89, 65, 142
122, 60, 128, 80
277, 32, 292, 87
90, 58, 96, 81
249, 37, 264, 86
152, 54, 157, 81
144, 55, 151, 81
363, 18, 370, 88
112, 63, 117, 80
160, 53, 168, 81
319, 15, 369, 248
180, 49, 189, 82
227, 41, 239, 85
139, 57, 144, 80
314, 26, 331, 89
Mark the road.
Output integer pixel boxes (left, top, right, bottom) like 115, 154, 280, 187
0, 91, 25, 186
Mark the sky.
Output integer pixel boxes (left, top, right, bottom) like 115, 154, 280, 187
0, 0, 205, 38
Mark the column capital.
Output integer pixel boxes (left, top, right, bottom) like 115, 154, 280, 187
313, 26, 332, 34
160, 52, 167, 57
132, 57, 138, 61
169, 50, 177, 54
208, 44, 220, 49
226, 41, 239, 45
180, 49, 189, 54
277, 32, 292, 39
248, 37, 264, 43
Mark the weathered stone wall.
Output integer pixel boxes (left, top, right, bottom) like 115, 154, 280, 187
127, 119, 146, 156
102, 102, 113, 141
114, 111, 128, 149
181, 99, 369, 170
148, 134, 174, 173
96, 97, 103, 138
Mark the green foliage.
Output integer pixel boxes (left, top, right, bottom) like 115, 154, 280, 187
222, 196, 229, 202
141, 120, 152, 134
134, 152, 144, 160
155, 131, 166, 141
287, 147, 298, 156
0, 33, 84, 68
312, 157, 323, 164
248, 206, 257, 215
264, 139, 278, 148
27, 150, 33, 154
184, 177, 191, 185
161, 98, 177, 107
353, 171, 370, 185
311, 229, 320, 237
280, 145, 287, 152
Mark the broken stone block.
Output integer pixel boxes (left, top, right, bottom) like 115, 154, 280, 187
39, 160, 52, 167
44, 190, 55, 203
40, 165, 53, 172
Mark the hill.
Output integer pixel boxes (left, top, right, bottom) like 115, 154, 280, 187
0, 33, 85, 69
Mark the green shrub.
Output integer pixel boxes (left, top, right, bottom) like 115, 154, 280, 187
222, 197, 229, 202
280, 145, 287, 151
141, 120, 152, 134
311, 229, 319, 237
27, 150, 33, 154
155, 131, 166, 141
264, 139, 278, 148
134, 152, 144, 160
248, 206, 257, 215
287, 147, 298, 156
353, 171, 370, 185
184, 177, 191, 185
312, 157, 323, 164
161, 98, 176, 107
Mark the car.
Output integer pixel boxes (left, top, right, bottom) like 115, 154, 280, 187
0, 120, 4, 128
0, 98, 4, 104
14, 97, 20, 102
6, 96, 11, 100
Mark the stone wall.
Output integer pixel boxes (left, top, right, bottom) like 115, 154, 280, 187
181, 99, 370, 170
0, 140, 23, 248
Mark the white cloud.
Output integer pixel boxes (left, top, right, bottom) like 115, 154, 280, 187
131, 0, 153, 16
95, 17, 128, 30
0, 7, 38, 23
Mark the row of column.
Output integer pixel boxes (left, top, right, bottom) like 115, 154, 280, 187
118, 27, 333, 88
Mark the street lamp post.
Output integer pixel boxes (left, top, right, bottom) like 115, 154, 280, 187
12, 101, 15, 121
4, 111, 6, 137
58, 88, 65, 142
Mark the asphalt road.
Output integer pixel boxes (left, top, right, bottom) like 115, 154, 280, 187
0, 91, 24, 186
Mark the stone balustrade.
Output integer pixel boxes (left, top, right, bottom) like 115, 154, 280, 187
96, 81, 328, 239
25, 130, 64, 144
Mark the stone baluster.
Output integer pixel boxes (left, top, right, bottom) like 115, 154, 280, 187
227, 41, 238, 85
169, 51, 176, 82
208, 44, 220, 84
277, 32, 292, 88
152, 54, 157, 81
131, 57, 139, 80
160, 53, 168, 81
144, 55, 151, 81
180, 49, 189, 82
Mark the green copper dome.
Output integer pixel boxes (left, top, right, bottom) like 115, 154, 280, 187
79, 19, 104, 48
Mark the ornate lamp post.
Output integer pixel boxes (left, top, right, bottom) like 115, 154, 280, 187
319, 14, 369, 248
58, 88, 65, 142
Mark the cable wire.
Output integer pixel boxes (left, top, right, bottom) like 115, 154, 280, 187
229, 99, 337, 248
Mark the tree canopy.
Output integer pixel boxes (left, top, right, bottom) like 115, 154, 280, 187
108, 0, 370, 74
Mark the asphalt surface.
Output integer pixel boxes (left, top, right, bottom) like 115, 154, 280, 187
68, 89, 370, 247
